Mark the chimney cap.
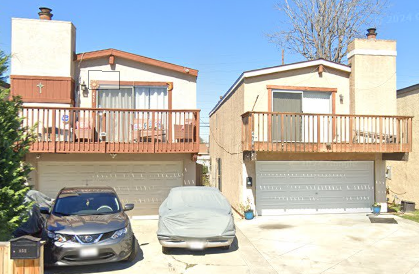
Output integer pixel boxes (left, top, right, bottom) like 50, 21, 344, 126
39, 7, 52, 12
38, 7, 53, 20
366, 28, 377, 39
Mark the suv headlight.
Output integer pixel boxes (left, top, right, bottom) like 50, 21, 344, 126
111, 227, 128, 240
47, 231, 67, 242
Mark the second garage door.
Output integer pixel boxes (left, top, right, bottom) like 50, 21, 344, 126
256, 161, 374, 215
38, 161, 183, 216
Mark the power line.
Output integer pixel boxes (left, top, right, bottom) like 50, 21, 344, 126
209, 128, 242, 156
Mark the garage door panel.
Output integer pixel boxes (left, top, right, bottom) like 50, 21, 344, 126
38, 161, 183, 216
256, 161, 374, 215
76, 165, 96, 173
115, 165, 131, 173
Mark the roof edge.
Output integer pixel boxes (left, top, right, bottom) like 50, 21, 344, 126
397, 83, 419, 95
244, 58, 350, 75
209, 59, 351, 117
76, 48, 198, 77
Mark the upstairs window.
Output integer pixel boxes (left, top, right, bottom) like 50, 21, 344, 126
97, 86, 168, 110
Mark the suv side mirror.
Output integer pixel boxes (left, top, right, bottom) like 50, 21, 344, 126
39, 207, 50, 215
124, 204, 134, 211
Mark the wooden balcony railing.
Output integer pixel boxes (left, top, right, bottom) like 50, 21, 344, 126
242, 112, 413, 153
22, 107, 200, 153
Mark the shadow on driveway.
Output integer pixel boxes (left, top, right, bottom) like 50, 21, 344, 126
259, 223, 293, 230
44, 239, 145, 274
163, 237, 239, 256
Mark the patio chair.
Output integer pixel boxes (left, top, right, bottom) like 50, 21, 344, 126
174, 119, 195, 142
75, 116, 95, 141
132, 118, 165, 142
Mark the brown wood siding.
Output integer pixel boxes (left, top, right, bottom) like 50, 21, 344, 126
10, 75, 74, 105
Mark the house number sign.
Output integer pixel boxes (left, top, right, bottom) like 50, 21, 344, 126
62, 114, 69, 124
10, 236, 41, 259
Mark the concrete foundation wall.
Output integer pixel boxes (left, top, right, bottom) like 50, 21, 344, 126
26, 153, 196, 190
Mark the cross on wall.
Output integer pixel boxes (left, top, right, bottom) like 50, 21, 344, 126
36, 82, 44, 94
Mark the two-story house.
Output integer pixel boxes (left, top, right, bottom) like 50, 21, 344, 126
210, 29, 412, 215
11, 8, 200, 216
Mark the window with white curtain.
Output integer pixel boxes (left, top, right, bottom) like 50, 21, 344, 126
134, 87, 168, 109
96, 86, 168, 142
97, 86, 168, 109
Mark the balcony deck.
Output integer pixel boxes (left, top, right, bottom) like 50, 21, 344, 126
22, 107, 200, 154
242, 112, 412, 153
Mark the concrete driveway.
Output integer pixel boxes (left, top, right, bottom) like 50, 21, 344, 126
45, 213, 419, 274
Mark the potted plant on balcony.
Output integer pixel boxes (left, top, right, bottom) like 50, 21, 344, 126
239, 199, 254, 220
372, 203, 381, 215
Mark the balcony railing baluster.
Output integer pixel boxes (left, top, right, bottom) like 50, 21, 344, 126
242, 111, 412, 153
21, 107, 200, 154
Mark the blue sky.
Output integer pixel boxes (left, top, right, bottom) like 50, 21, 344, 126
1, 0, 418, 141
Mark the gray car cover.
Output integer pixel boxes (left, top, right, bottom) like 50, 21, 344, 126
157, 187, 235, 239
13, 190, 53, 237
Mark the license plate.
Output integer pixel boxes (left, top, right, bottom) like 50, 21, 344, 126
189, 241, 205, 250
80, 247, 99, 258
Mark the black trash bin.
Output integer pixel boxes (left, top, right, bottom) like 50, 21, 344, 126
401, 200, 416, 212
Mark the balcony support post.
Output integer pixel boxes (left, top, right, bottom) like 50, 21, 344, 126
195, 111, 200, 152
409, 118, 413, 152
51, 109, 56, 153
379, 117, 383, 153
317, 115, 321, 152
151, 111, 156, 153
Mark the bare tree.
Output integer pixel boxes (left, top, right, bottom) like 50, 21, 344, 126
268, 0, 386, 63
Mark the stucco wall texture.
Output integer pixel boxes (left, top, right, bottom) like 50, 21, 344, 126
387, 89, 419, 207
11, 18, 76, 78
348, 39, 397, 115
209, 82, 245, 209
77, 58, 197, 109
210, 37, 397, 211
245, 66, 350, 114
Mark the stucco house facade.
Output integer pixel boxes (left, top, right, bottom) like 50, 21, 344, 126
387, 83, 419, 207
11, 8, 200, 216
209, 30, 412, 215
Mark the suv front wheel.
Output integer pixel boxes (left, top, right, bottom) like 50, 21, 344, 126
125, 236, 138, 262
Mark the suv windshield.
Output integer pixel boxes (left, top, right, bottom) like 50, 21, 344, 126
53, 192, 121, 216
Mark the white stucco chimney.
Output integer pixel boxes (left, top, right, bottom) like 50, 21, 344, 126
11, 14, 76, 78
38, 7, 53, 20
347, 29, 397, 115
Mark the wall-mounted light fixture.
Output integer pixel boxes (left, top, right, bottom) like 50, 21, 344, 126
246, 177, 253, 188
339, 94, 344, 104
110, 153, 117, 159
81, 81, 88, 97
36, 154, 41, 159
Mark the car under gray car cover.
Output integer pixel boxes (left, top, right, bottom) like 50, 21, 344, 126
157, 187, 235, 239
13, 190, 53, 237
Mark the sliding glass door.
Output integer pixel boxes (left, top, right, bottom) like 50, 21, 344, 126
272, 91, 303, 142
97, 86, 168, 142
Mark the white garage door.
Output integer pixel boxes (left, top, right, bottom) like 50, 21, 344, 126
38, 161, 183, 216
256, 161, 374, 215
